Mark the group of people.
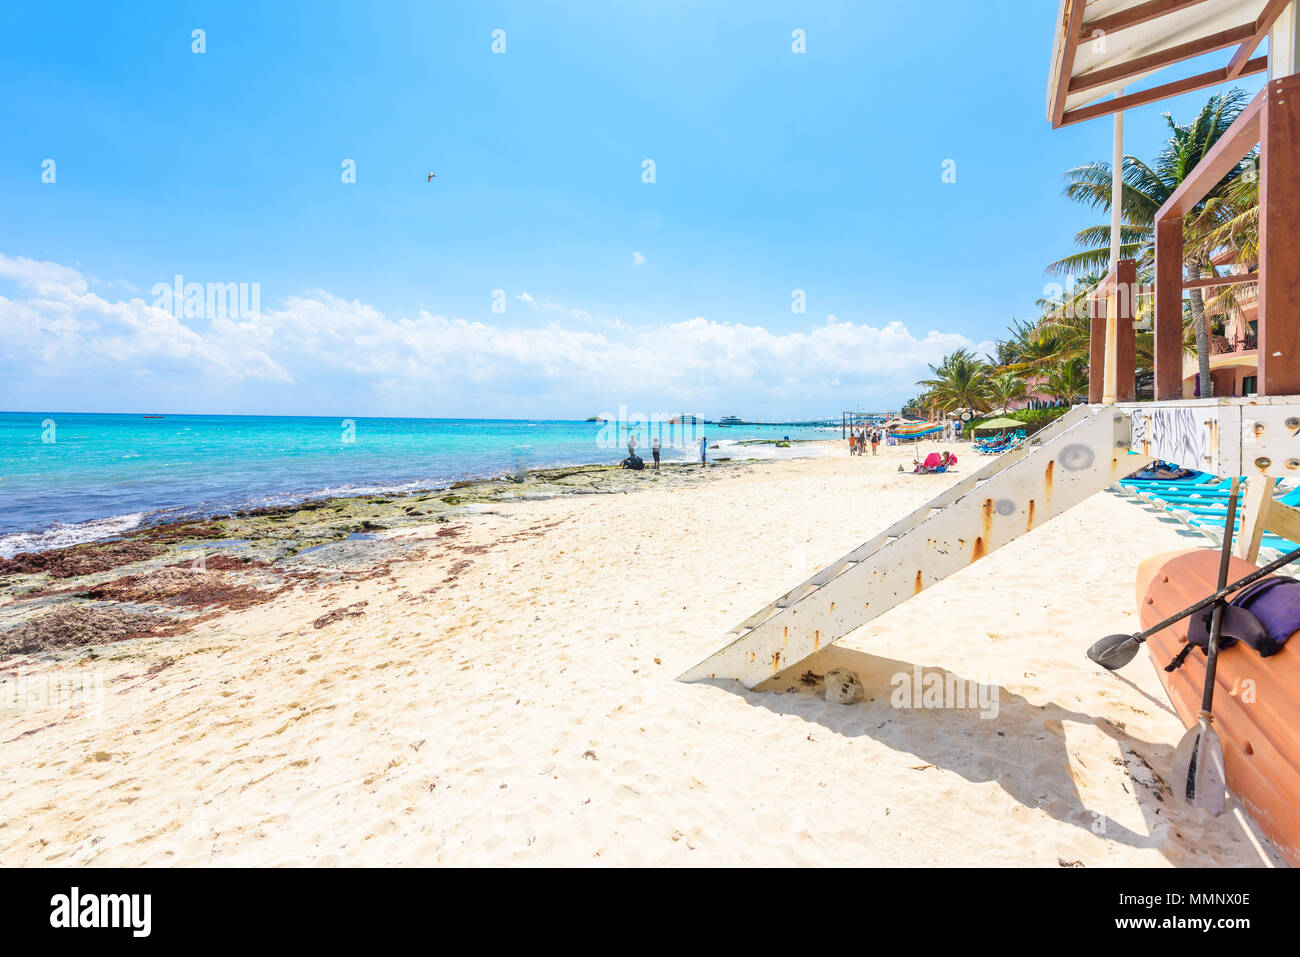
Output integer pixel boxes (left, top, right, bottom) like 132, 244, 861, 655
621, 434, 662, 471
621, 434, 711, 471
849, 427, 883, 456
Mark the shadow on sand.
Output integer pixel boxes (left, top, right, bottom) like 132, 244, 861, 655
698, 644, 1268, 863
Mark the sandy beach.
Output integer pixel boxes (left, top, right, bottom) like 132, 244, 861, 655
0, 441, 1285, 867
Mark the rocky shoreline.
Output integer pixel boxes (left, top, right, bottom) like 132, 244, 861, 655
0, 453, 801, 659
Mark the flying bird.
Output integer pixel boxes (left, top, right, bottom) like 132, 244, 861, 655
427, 172, 436, 182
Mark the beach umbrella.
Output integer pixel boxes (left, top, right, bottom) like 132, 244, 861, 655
971, 417, 1022, 431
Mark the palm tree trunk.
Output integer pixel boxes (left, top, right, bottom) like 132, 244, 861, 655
1187, 259, 1213, 397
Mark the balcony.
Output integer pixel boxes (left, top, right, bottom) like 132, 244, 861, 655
1210, 331, 1258, 356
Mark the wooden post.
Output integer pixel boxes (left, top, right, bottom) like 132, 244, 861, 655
1101, 99, 1126, 405
1088, 289, 1105, 403
1235, 476, 1275, 562
1154, 218, 1185, 400
1115, 258, 1137, 402
1259, 73, 1300, 396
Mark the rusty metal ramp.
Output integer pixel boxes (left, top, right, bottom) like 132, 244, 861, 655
678, 404, 1147, 688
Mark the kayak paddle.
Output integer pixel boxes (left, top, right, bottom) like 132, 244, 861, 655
1167, 478, 1238, 814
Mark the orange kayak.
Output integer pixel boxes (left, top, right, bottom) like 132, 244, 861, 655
1138, 549, 1300, 866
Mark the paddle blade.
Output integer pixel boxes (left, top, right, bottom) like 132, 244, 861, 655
1087, 634, 1143, 671
1170, 717, 1226, 815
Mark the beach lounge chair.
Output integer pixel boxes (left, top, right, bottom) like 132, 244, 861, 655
1121, 469, 1219, 489
1150, 484, 1300, 560
979, 438, 1018, 455
1138, 477, 1284, 507
1122, 472, 1215, 489
1122, 459, 1207, 483
1166, 485, 1300, 513
1117, 459, 1215, 488
1179, 513, 1298, 555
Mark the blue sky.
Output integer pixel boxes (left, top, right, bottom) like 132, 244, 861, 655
0, 1, 1267, 419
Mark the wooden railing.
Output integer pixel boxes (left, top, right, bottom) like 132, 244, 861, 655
1210, 332, 1259, 356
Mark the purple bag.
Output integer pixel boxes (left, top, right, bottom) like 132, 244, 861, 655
1185, 576, 1300, 659
1232, 576, 1300, 657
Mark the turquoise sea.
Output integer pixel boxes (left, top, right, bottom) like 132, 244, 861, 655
0, 412, 835, 556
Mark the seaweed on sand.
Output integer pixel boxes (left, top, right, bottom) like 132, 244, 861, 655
0, 605, 168, 658
77, 564, 279, 610
0, 541, 165, 579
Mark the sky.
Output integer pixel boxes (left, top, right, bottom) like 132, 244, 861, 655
0, 1, 1268, 420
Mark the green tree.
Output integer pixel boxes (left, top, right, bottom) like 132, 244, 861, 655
915, 349, 993, 414
1186, 159, 1259, 323
988, 371, 1027, 412
1049, 90, 1255, 396
900, 395, 927, 418
1044, 358, 1089, 405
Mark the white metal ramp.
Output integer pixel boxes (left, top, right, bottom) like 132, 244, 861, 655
678, 404, 1150, 688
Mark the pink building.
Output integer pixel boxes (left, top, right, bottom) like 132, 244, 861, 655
1180, 258, 1259, 398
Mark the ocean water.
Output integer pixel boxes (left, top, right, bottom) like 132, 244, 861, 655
0, 412, 835, 556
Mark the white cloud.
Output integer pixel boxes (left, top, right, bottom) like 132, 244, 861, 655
0, 254, 89, 297
0, 253, 290, 384
0, 252, 993, 415
515, 291, 562, 312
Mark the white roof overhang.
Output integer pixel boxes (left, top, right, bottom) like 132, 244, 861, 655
1047, 0, 1281, 126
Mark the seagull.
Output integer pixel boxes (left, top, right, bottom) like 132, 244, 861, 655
427, 172, 436, 182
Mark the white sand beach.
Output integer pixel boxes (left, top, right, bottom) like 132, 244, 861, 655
0, 443, 1284, 867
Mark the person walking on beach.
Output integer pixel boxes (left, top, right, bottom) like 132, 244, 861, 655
628, 431, 638, 459
699, 435, 708, 466
870, 429, 880, 456
651, 436, 661, 470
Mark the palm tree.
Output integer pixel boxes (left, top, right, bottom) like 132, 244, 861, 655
1022, 272, 1107, 373
915, 349, 993, 415
1044, 358, 1089, 405
1030, 276, 1157, 381
1186, 158, 1259, 323
988, 371, 1027, 413
900, 395, 928, 419
986, 319, 1035, 369
1049, 90, 1255, 396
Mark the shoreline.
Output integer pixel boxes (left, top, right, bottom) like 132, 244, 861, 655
0, 438, 842, 560
0, 447, 838, 641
